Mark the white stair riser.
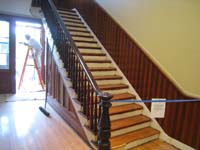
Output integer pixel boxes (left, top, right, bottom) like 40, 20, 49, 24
62, 18, 82, 23
75, 42, 99, 47
87, 63, 113, 68
111, 122, 151, 138
68, 26, 88, 31
96, 80, 123, 85
72, 36, 95, 42
83, 56, 108, 60
70, 31, 91, 36
102, 89, 129, 95
111, 101, 134, 106
79, 49, 103, 54
91, 71, 117, 76
110, 109, 143, 121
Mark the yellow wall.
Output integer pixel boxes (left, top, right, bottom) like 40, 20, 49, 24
96, 0, 200, 96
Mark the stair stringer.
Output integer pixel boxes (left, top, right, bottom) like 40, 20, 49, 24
42, 18, 98, 150
73, 8, 195, 150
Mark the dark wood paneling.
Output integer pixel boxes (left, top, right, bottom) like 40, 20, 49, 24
46, 41, 88, 142
48, 97, 87, 141
55, 0, 199, 149
0, 72, 12, 93
0, 16, 15, 93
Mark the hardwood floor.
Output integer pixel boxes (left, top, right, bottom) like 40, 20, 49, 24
0, 100, 90, 150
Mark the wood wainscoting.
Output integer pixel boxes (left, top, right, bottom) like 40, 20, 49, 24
53, 0, 200, 149
46, 41, 87, 142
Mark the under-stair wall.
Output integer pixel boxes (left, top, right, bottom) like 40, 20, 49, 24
45, 39, 88, 141
53, 0, 200, 149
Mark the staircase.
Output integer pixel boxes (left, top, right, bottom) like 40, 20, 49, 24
55, 8, 179, 150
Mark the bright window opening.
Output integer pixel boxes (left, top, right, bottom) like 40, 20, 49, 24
0, 20, 10, 69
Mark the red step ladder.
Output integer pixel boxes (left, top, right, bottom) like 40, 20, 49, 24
18, 46, 44, 90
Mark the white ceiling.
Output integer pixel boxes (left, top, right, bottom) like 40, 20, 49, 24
0, 0, 33, 17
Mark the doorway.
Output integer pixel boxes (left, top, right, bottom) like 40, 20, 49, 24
14, 21, 45, 101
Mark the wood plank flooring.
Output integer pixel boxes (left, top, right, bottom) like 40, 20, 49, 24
131, 139, 178, 150
0, 101, 90, 150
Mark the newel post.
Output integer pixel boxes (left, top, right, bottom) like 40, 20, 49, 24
98, 92, 112, 150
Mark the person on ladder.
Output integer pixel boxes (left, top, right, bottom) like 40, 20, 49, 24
18, 34, 44, 90
25, 34, 42, 72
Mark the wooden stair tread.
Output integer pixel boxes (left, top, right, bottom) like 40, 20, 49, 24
93, 75, 122, 80
99, 84, 128, 90
58, 10, 78, 17
131, 139, 178, 150
80, 52, 106, 56
65, 23, 85, 28
72, 34, 93, 38
74, 40, 97, 43
90, 67, 116, 71
62, 19, 83, 24
65, 24, 87, 29
110, 127, 160, 148
74, 39, 96, 42
85, 60, 111, 63
60, 15, 81, 20
77, 46, 101, 49
57, 9, 174, 150
109, 103, 143, 115
58, 10, 76, 14
111, 115, 151, 131
111, 93, 136, 100
69, 29, 90, 33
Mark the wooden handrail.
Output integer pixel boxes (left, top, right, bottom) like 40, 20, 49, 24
45, 0, 101, 94
39, 0, 112, 149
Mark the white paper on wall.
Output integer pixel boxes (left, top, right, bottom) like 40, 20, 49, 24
151, 98, 166, 118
